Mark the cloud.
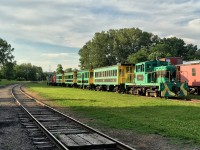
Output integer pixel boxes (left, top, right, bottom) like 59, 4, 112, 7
1, 0, 200, 71
41, 53, 71, 59
188, 19, 200, 30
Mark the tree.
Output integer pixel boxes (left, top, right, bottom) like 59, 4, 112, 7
79, 28, 159, 69
184, 44, 199, 60
79, 27, 199, 68
127, 48, 149, 64
65, 68, 72, 72
0, 61, 16, 80
56, 64, 64, 73
15, 63, 44, 81
0, 38, 14, 65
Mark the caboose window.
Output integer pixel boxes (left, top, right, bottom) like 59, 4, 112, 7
192, 68, 196, 76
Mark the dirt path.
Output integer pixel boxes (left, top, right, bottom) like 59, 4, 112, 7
0, 86, 37, 150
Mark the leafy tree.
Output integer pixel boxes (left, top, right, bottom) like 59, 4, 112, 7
127, 48, 149, 64
15, 63, 44, 81
73, 68, 78, 72
0, 38, 14, 65
184, 44, 199, 60
79, 28, 159, 69
0, 61, 16, 80
56, 64, 64, 73
79, 27, 199, 68
65, 68, 72, 72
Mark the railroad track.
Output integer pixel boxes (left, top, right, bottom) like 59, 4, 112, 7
12, 84, 135, 150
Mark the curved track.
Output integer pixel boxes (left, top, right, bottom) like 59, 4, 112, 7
12, 84, 135, 150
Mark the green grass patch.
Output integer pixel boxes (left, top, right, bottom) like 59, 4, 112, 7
187, 94, 200, 100
25, 82, 200, 144
0, 79, 20, 86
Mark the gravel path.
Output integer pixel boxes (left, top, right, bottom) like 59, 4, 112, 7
0, 85, 37, 150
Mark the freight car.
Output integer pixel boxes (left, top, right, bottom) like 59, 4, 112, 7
127, 60, 188, 97
177, 62, 200, 94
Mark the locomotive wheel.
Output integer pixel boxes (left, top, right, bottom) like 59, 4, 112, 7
146, 91, 149, 97
154, 92, 158, 97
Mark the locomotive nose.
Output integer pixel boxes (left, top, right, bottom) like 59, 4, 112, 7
172, 84, 180, 94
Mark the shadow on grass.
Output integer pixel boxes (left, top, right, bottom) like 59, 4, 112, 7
43, 98, 97, 102
55, 105, 200, 145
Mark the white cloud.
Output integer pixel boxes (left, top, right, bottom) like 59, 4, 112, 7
188, 19, 200, 31
41, 53, 70, 59
1, 0, 200, 72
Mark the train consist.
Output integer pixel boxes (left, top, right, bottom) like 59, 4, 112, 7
47, 58, 191, 98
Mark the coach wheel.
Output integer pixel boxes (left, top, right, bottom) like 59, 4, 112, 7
146, 91, 149, 97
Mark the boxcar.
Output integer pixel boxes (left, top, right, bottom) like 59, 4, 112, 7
94, 64, 135, 92
77, 69, 94, 89
64, 71, 77, 87
177, 63, 200, 94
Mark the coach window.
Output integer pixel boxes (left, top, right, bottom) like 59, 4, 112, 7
192, 68, 196, 76
126, 67, 129, 73
90, 72, 93, 78
112, 70, 113, 76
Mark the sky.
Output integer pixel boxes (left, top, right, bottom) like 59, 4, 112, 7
0, 0, 200, 72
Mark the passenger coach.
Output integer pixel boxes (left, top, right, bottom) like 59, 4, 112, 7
93, 64, 135, 92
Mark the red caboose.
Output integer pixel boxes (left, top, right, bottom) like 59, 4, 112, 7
177, 62, 200, 94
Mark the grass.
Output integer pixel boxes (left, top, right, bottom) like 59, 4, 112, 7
0, 79, 19, 86
25, 82, 200, 144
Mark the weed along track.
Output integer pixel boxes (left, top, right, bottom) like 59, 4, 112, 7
12, 84, 135, 150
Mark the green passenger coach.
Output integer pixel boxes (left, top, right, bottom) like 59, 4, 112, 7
56, 73, 64, 86
77, 70, 94, 89
94, 64, 135, 92
64, 71, 77, 87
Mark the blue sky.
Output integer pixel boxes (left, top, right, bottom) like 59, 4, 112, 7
0, 0, 200, 71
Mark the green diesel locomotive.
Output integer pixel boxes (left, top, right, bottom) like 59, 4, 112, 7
128, 60, 188, 97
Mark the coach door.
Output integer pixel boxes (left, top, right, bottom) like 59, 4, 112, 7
119, 67, 125, 84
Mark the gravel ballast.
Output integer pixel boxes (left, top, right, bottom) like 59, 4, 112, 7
0, 85, 37, 150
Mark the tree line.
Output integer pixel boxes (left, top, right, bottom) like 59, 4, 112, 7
1, 27, 200, 79
0, 38, 46, 81
79, 28, 200, 69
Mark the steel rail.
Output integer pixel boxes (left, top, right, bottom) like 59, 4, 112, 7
20, 84, 135, 150
11, 84, 69, 150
